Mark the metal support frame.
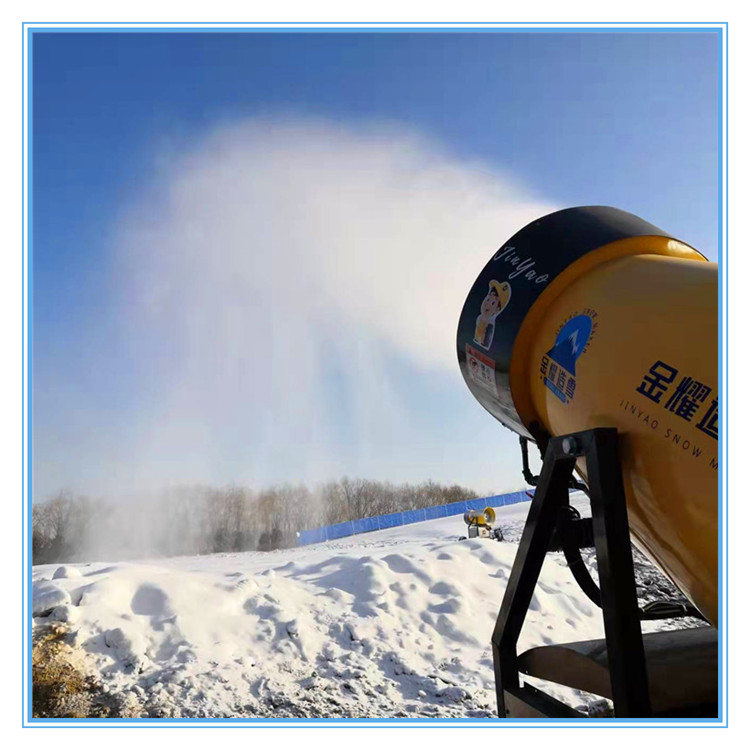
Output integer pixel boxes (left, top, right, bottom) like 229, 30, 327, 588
493, 428, 652, 718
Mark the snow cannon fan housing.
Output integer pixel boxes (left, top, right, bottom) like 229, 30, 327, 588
456, 206, 718, 626
463, 507, 496, 527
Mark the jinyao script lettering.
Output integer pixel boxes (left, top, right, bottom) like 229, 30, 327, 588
493, 246, 550, 284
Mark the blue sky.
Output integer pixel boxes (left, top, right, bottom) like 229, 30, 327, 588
31, 30, 721, 500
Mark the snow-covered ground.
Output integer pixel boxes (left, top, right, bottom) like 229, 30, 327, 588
31, 494, 695, 719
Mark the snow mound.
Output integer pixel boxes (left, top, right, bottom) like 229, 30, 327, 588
104, 627, 149, 673
33, 581, 72, 617
53, 565, 83, 580
50, 604, 79, 624
30, 495, 630, 718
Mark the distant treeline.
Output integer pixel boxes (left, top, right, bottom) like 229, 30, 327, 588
32, 479, 481, 564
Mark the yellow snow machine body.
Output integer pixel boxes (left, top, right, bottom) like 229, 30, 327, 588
457, 206, 719, 719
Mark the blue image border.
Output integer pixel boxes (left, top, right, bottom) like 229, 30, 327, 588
22, 20, 728, 728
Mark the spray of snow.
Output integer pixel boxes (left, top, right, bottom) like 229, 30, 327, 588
108, 118, 555, 495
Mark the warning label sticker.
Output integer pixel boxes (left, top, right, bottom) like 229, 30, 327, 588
466, 344, 498, 397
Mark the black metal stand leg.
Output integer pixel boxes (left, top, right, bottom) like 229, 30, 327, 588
587, 430, 651, 717
492, 444, 575, 717
492, 428, 652, 718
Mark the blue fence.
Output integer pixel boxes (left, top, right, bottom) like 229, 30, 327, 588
296, 489, 533, 546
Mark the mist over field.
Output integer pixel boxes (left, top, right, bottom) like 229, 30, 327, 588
32, 478, 483, 564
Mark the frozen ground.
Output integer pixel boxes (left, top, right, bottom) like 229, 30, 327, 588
31, 493, 698, 719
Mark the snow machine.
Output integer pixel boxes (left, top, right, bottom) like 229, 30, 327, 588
460, 507, 504, 542
457, 207, 719, 719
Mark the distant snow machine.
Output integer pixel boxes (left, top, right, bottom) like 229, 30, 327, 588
459, 507, 503, 542
457, 207, 718, 719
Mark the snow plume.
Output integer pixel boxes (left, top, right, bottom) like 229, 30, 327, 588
102, 118, 555, 496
